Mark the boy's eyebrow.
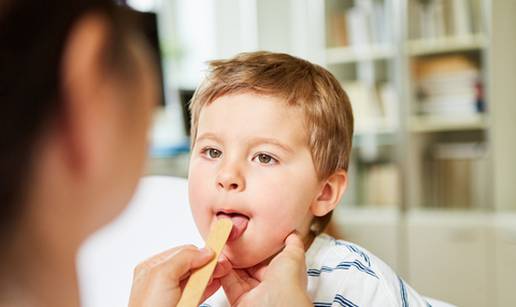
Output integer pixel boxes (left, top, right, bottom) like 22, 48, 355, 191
248, 137, 294, 154
196, 133, 294, 153
196, 132, 222, 144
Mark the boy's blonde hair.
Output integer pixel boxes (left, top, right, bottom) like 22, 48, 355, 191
189, 51, 354, 233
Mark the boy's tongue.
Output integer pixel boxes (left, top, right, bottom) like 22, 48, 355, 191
217, 213, 248, 241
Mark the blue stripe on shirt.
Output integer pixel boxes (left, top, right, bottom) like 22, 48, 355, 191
334, 240, 371, 267
398, 276, 409, 307
334, 294, 359, 307
307, 260, 378, 279
314, 294, 359, 307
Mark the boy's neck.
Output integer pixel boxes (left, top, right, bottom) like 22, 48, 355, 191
303, 231, 317, 251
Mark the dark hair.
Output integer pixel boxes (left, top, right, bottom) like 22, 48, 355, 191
0, 0, 141, 236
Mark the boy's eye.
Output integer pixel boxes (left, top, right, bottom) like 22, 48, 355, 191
203, 148, 222, 159
254, 153, 277, 165
208, 148, 222, 159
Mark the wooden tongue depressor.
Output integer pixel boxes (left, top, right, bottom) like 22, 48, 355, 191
177, 218, 233, 307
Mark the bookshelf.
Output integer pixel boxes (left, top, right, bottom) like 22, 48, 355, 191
314, 0, 508, 213
403, 0, 489, 212
408, 114, 487, 133
406, 33, 487, 56
326, 45, 396, 64
315, 1, 516, 305
321, 0, 402, 209
319, 0, 400, 209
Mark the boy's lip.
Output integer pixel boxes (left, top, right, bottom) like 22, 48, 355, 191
215, 210, 249, 241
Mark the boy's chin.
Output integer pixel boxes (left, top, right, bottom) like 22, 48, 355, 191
223, 246, 281, 269
223, 252, 262, 269
222, 247, 274, 269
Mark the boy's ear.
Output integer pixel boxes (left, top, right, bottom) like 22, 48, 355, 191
310, 170, 348, 217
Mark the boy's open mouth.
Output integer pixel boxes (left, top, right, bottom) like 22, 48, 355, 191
216, 210, 249, 241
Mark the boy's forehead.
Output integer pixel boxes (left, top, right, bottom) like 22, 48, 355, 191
196, 93, 309, 145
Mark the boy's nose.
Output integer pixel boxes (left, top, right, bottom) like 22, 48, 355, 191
216, 170, 245, 192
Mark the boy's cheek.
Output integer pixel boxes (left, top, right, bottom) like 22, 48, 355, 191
188, 176, 213, 239
188, 164, 213, 204
258, 206, 302, 237
264, 200, 312, 238
189, 201, 211, 239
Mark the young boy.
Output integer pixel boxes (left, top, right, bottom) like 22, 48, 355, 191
187, 51, 429, 306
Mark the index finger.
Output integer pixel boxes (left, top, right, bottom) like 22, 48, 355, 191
138, 247, 214, 287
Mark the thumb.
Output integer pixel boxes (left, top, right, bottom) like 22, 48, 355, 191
263, 232, 307, 287
284, 232, 305, 252
279, 232, 306, 264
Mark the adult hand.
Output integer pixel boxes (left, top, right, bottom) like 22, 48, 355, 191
220, 233, 312, 307
128, 245, 225, 307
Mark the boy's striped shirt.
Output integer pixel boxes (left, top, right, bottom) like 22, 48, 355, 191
201, 234, 431, 307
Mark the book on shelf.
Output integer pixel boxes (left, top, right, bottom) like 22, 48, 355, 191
420, 0, 446, 39
414, 55, 484, 117
409, 0, 481, 40
451, 0, 472, 36
327, 0, 389, 48
344, 82, 380, 131
346, 5, 371, 47
327, 11, 348, 48
424, 142, 489, 209
343, 81, 398, 132
378, 83, 399, 128
469, 0, 484, 34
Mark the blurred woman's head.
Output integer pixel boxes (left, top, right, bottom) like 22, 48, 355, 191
0, 0, 158, 246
